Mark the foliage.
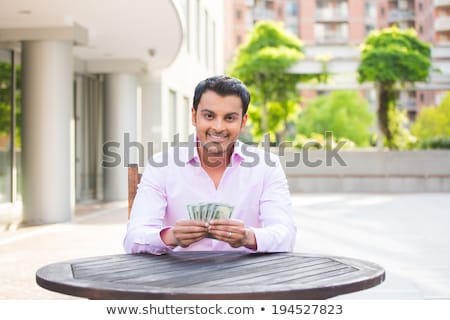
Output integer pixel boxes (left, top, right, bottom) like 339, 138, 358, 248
417, 137, 450, 149
410, 91, 450, 149
385, 107, 416, 150
411, 92, 450, 139
0, 61, 21, 140
296, 91, 374, 147
292, 132, 356, 150
357, 26, 431, 148
228, 21, 304, 142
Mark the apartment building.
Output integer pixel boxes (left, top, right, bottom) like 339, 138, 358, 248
225, 0, 377, 58
435, 0, 450, 44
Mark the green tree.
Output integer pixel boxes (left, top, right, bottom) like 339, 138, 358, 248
411, 91, 450, 144
357, 26, 431, 149
228, 21, 304, 142
296, 91, 374, 147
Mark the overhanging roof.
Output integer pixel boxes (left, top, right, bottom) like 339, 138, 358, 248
0, 0, 184, 71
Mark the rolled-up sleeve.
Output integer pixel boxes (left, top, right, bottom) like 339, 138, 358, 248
252, 156, 297, 252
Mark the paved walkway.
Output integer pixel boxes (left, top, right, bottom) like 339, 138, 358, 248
1, 193, 449, 299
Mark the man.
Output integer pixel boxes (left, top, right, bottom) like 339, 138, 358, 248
124, 75, 296, 254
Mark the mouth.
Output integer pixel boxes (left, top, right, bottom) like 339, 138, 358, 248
207, 133, 228, 143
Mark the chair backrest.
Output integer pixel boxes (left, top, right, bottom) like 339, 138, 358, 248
128, 164, 142, 219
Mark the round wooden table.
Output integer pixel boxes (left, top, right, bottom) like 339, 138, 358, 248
36, 251, 385, 299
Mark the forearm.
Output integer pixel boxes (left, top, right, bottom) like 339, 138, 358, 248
124, 226, 173, 255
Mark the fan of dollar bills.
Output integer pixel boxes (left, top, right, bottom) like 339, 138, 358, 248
187, 202, 234, 222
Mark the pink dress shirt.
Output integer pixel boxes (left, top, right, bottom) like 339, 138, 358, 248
123, 141, 296, 255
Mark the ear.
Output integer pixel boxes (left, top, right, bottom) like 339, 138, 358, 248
191, 107, 197, 126
241, 113, 248, 128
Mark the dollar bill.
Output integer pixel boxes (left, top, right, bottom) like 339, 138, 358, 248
212, 203, 233, 220
186, 202, 234, 222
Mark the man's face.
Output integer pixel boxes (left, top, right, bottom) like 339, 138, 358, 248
192, 90, 247, 156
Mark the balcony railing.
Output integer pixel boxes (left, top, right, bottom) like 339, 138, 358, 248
316, 33, 349, 44
388, 9, 415, 23
400, 98, 417, 111
435, 0, 450, 7
252, 7, 275, 20
435, 16, 450, 32
315, 8, 348, 21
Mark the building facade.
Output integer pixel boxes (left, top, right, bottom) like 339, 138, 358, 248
224, 0, 449, 120
0, 0, 224, 225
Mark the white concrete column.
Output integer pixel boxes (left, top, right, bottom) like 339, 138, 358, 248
21, 40, 74, 225
103, 73, 138, 201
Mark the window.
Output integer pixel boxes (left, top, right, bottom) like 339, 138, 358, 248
315, 22, 349, 43
168, 89, 177, 140
186, 1, 190, 52
182, 96, 190, 138
0, 50, 13, 204
0, 49, 21, 204
212, 21, 217, 74
236, 9, 242, 20
196, 0, 201, 60
205, 9, 209, 69
286, 2, 298, 16
365, 25, 375, 35
365, 1, 376, 19
180, 0, 190, 52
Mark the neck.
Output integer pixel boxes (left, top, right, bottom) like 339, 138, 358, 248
198, 145, 233, 170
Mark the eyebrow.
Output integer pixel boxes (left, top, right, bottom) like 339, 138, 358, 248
200, 109, 240, 117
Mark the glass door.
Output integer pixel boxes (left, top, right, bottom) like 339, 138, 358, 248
0, 49, 21, 206
74, 73, 103, 202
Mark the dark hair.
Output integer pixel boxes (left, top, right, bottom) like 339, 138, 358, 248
193, 75, 251, 115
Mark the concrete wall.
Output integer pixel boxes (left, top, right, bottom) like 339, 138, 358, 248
280, 150, 450, 193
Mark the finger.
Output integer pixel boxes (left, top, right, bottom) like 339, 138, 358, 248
209, 229, 243, 242
174, 224, 208, 233
209, 219, 243, 226
176, 233, 208, 247
176, 220, 209, 227
173, 228, 208, 238
208, 225, 245, 236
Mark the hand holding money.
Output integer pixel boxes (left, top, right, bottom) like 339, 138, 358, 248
208, 219, 257, 249
161, 220, 209, 248
186, 202, 235, 240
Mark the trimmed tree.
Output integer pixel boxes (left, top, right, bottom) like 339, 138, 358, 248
357, 26, 431, 149
228, 21, 304, 142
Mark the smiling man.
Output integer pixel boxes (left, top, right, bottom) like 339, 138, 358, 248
124, 75, 296, 254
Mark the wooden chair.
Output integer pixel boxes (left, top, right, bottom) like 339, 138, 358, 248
128, 164, 141, 219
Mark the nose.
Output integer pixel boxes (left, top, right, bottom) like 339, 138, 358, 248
212, 118, 224, 132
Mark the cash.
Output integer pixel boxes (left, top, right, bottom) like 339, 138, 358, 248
187, 202, 234, 222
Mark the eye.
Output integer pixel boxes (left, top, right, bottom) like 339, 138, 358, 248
226, 115, 237, 122
204, 113, 214, 120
